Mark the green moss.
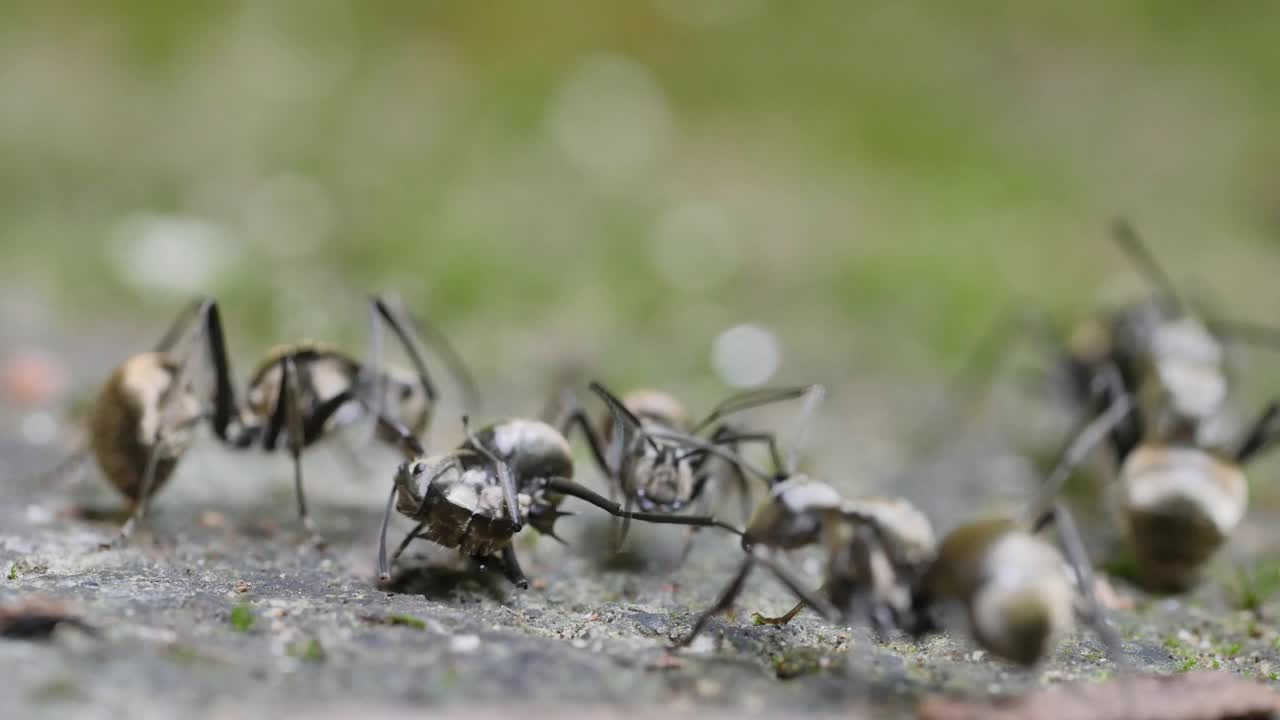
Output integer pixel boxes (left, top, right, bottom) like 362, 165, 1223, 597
388, 614, 427, 630
288, 639, 326, 663
26, 677, 82, 704
1178, 657, 1198, 672
1232, 563, 1280, 613
6, 564, 16, 580
770, 648, 828, 680
229, 605, 255, 633
166, 644, 226, 667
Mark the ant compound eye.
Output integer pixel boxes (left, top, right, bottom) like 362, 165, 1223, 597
411, 462, 426, 476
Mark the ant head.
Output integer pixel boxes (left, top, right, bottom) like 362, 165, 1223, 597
632, 443, 695, 507
392, 454, 460, 513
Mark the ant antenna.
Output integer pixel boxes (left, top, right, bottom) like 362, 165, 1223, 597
644, 428, 777, 486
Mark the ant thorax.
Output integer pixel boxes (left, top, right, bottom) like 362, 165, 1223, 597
478, 419, 574, 484
743, 475, 842, 550
840, 496, 937, 570
394, 451, 533, 557
818, 510, 916, 622
1143, 318, 1228, 423
245, 347, 359, 425
967, 532, 1073, 666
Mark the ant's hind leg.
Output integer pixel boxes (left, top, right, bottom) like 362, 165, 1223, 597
673, 556, 755, 648
277, 356, 323, 547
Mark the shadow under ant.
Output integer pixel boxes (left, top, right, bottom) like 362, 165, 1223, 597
382, 558, 513, 604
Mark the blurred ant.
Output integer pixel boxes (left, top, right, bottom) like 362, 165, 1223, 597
554, 381, 818, 552
1053, 224, 1280, 590
1088, 357, 1280, 591
377, 416, 743, 588
676, 395, 1133, 667
73, 295, 475, 544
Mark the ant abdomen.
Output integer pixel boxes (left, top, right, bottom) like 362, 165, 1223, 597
88, 353, 202, 503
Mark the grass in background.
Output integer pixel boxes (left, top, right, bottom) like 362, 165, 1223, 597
3, 1, 1280, 389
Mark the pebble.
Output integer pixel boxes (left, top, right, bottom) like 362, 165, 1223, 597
450, 634, 480, 653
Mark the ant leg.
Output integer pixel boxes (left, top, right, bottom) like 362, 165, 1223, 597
370, 296, 438, 407
753, 553, 841, 623
706, 426, 760, 522
1235, 399, 1280, 464
544, 477, 743, 536
673, 555, 755, 648
151, 298, 208, 353
673, 486, 715, 569
116, 303, 217, 544
277, 356, 322, 545
201, 300, 239, 442
613, 495, 635, 552
377, 484, 399, 582
116, 442, 168, 544
390, 522, 426, 566
498, 545, 530, 590
690, 386, 815, 434
1028, 390, 1134, 529
1047, 501, 1127, 669
462, 416, 524, 531
374, 295, 481, 413
549, 388, 611, 477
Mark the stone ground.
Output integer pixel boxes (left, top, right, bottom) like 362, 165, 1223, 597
5, 312, 1280, 719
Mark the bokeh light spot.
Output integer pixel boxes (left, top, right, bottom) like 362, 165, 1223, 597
549, 55, 671, 183
712, 323, 781, 387
650, 204, 739, 292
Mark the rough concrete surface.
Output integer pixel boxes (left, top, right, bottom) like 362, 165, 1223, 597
5, 319, 1280, 720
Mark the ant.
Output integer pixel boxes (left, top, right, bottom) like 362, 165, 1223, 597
1050, 224, 1280, 591
553, 381, 818, 552
74, 295, 475, 544
376, 415, 744, 588
675, 395, 1132, 667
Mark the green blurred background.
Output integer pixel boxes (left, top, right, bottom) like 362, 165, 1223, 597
4, 1, 1280, 393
